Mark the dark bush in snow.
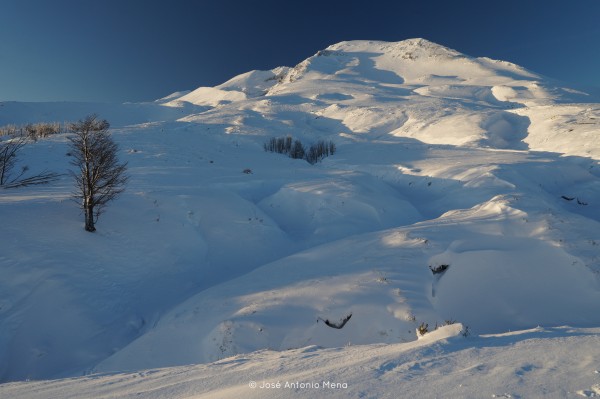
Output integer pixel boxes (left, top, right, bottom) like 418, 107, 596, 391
417, 322, 429, 336
264, 135, 336, 164
263, 136, 292, 154
290, 139, 306, 159
305, 139, 336, 164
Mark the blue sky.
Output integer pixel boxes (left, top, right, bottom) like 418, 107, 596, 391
1, 0, 599, 102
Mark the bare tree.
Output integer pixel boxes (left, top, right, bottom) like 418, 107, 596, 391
0, 134, 60, 189
68, 114, 128, 232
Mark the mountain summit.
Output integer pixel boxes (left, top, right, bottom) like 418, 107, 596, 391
166, 38, 585, 113
279, 38, 480, 84
272, 38, 552, 98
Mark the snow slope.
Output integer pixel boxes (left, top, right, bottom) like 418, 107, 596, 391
1, 38, 600, 393
3, 325, 600, 399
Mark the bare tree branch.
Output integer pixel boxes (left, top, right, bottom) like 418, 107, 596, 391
317, 313, 353, 329
1, 171, 62, 189
0, 134, 61, 189
0, 135, 27, 186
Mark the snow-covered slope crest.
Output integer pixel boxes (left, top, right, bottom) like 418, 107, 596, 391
154, 90, 191, 104
330, 38, 465, 60
164, 67, 289, 107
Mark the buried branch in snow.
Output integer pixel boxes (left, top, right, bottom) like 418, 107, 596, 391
429, 264, 450, 275
317, 313, 353, 329
561, 195, 588, 205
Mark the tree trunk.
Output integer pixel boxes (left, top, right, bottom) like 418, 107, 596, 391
85, 205, 96, 232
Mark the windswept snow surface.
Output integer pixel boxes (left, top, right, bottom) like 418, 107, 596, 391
3, 325, 600, 399
1, 38, 600, 394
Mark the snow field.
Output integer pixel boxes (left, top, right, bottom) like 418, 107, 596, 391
2, 326, 600, 398
1, 38, 599, 395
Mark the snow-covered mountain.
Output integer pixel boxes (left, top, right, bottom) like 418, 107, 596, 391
1, 38, 600, 397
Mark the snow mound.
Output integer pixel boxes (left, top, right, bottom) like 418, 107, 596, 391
216, 67, 289, 97
164, 67, 290, 107
165, 86, 247, 107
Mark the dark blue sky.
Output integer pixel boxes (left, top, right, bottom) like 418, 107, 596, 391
2, 0, 599, 102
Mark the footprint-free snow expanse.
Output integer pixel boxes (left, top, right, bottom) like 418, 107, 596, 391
1, 38, 600, 396
3, 325, 600, 399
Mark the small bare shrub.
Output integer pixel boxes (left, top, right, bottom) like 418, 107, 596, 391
1, 122, 65, 140
461, 325, 471, 337
305, 139, 336, 164
0, 124, 20, 137
264, 136, 292, 154
290, 139, 305, 159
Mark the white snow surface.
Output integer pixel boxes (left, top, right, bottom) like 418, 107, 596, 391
1, 38, 600, 397
3, 325, 600, 399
